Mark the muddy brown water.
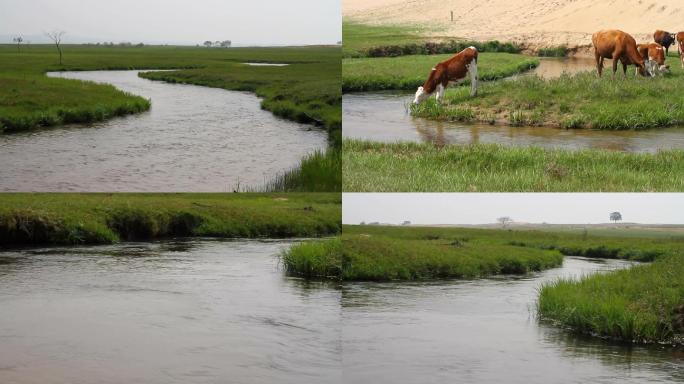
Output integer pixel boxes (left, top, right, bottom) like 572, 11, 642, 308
1, 242, 681, 383
0, 71, 326, 192
344, 58, 684, 152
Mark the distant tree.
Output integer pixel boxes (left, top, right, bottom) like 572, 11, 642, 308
45, 30, 66, 65
402, 221, 411, 226
497, 216, 513, 228
203, 40, 213, 48
12, 36, 23, 53
360, 221, 366, 225
220, 40, 231, 48
610, 212, 622, 223
214, 41, 221, 47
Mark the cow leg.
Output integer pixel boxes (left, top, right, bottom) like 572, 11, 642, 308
612, 59, 619, 77
435, 83, 445, 104
594, 50, 603, 77
621, 61, 628, 77
467, 60, 478, 97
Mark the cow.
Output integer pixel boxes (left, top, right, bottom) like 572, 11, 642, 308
413, 46, 478, 105
654, 30, 676, 56
637, 43, 670, 76
677, 32, 684, 68
592, 30, 647, 77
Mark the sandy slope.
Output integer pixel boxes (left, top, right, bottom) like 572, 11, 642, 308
344, 0, 683, 52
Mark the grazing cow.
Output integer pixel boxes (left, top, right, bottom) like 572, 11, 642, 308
413, 46, 478, 105
592, 30, 647, 77
677, 32, 684, 68
654, 30, 676, 56
637, 43, 670, 76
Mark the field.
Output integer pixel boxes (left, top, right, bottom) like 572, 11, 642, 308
0, 44, 341, 191
343, 140, 684, 192
283, 225, 684, 281
343, 53, 539, 92
412, 56, 684, 130
0, 193, 341, 246
343, 22, 438, 57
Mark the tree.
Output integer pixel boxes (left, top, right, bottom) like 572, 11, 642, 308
203, 40, 213, 48
497, 216, 513, 228
220, 40, 231, 48
609, 212, 622, 223
45, 30, 66, 65
12, 36, 23, 53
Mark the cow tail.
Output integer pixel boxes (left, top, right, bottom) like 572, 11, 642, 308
469, 55, 478, 97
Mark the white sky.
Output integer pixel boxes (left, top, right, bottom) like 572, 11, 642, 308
343, 193, 684, 225
0, 0, 341, 46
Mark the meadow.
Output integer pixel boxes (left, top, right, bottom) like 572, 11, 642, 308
0, 193, 341, 246
0, 44, 341, 191
343, 53, 539, 92
283, 225, 684, 281
412, 55, 684, 130
343, 140, 684, 192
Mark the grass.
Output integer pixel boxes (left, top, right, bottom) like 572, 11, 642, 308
0, 44, 341, 192
343, 21, 520, 58
412, 55, 684, 130
537, 46, 568, 57
539, 253, 684, 345
284, 225, 684, 280
0, 193, 341, 246
343, 53, 539, 92
343, 139, 684, 192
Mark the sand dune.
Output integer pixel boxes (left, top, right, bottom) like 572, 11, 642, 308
344, 0, 683, 52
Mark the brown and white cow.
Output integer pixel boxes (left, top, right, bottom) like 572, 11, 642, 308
637, 43, 670, 76
592, 30, 647, 77
654, 30, 676, 56
677, 32, 684, 69
413, 46, 478, 105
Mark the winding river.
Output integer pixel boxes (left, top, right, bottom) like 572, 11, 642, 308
0, 71, 327, 192
344, 58, 684, 152
1, 242, 681, 383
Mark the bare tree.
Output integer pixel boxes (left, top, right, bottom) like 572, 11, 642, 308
45, 30, 66, 65
12, 36, 23, 53
497, 216, 513, 228
609, 212, 622, 224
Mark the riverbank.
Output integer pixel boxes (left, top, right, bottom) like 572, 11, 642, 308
283, 225, 682, 280
343, 52, 538, 92
343, 139, 684, 192
412, 61, 684, 129
539, 253, 684, 346
0, 193, 341, 246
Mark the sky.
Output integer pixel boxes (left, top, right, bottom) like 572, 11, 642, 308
343, 193, 684, 225
0, 0, 341, 46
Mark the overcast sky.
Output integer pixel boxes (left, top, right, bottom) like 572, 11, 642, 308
0, 0, 341, 46
343, 194, 684, 225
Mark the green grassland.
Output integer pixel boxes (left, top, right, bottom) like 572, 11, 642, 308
343, 140, 684, 192
284, 225, 684, 281
0, 44, 341, 191
412, 55, 684, 130
343, 22, 437, 57
343, 53, 539, 92
0, 193, 341, 246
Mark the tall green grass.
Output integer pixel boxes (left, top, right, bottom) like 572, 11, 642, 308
343, 139, 684, 192
281, 238, 342, 279
538, 253, 684, 345
258, 149, 341, 192
343, 53, 538, 92
0, 193, 341, 246
414, 56, 684, 129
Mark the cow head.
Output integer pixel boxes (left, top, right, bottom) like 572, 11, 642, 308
636, 62, 648, 77
413, 86, 431, 105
